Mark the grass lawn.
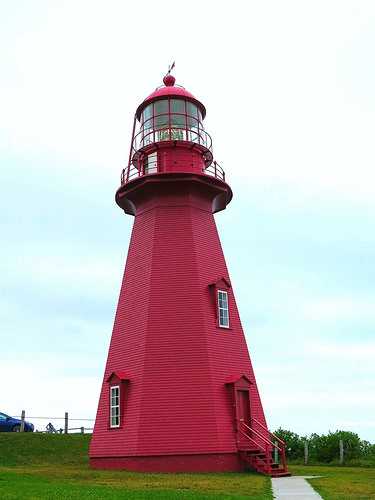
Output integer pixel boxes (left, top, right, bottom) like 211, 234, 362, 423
0, 434, 272, 499
289, 465, 375, 500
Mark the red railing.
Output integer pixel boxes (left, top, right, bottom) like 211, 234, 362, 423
238, 419, 287, 473
238, 421, 273, 473
251, 417, 287, 471
120, 160, 225, 186
204, 161, 225, 181
132, 125, 213, 152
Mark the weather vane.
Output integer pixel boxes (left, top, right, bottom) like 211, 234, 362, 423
167, 61, 175, 75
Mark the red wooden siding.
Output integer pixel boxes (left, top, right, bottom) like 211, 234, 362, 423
90, 182, 268, 464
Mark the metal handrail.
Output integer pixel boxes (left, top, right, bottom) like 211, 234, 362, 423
204, 161, 225, 181
120, 159, 226, 186
252, 417, 286, 446
132, 125, 212, 154
238, 428, 259, 448
239, 422, 273, 473
240, 421, 282, 452
251, 418, 287, 470
238, 419, 288, 473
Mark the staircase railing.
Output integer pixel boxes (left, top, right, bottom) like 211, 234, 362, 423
239, 421, 273, 473
251, 417, 287, 472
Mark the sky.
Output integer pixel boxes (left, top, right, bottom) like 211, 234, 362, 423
1, 0, 374, 440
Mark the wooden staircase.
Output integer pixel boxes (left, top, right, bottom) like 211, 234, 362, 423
238, 418, 291, 477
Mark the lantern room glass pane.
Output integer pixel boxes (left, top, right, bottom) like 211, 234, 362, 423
186, 102, 203, 123
154, 100, 168, 129
143, 117, 153, 131
171, 99, 185, 114
155, 115, 168, 128
143, 104, 152, 124
187, 116, 198, 129
186, 102, 198, 118
170, 114, 186, 127
154, 100, 168, 115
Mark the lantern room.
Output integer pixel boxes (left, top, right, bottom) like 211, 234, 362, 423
121, 74, 225, 185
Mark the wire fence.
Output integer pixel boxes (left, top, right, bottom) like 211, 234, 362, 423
10, 411, 94, 434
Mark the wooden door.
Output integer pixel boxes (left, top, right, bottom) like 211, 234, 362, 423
237, 390, 250, 424
236, 389, 251, 448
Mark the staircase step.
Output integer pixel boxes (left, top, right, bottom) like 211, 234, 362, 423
239, 449, 290, 477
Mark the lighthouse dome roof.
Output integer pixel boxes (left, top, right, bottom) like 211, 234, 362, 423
136, 75, 206, 120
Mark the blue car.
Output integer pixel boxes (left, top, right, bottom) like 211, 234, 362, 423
0, 412, 34, 432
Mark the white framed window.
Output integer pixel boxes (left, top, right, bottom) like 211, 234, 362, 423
110, 385, 120, 428
144, 152, 158, 174
218, 290, 230, 328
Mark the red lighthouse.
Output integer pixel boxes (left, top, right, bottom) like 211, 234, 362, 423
89, 71, 289, 476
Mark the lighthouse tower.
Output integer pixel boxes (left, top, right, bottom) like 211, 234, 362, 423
89, 72, 289, 475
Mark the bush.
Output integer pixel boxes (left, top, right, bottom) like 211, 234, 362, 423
272, 428, 373, 464
309, 431, 362, 463
361, 440, 375, 458
273, 428, 305, 460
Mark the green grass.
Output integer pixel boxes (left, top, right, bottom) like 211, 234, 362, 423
0, 434, 272, 499
4, 434, 374, 499
0, 433, 91, 466
289, 465, 375, 500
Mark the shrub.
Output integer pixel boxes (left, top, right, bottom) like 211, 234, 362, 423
308, 431, 362, 463
272, 428, 372, 464
273, 428, 305, 460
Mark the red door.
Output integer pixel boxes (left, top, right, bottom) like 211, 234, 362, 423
237, 390, 250, 424
237, 390, 251, 448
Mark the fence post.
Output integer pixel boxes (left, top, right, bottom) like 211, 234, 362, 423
64, 412, 68, 434
80, 426, 84, 434
274, 440, 279, 464
339, 439, 344, 465
304, 441, 309, 465
20, 410, 25, 432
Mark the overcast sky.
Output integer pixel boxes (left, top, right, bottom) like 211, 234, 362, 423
1, 0, 374, 441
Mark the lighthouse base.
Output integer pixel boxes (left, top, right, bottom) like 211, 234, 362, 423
90, 453, 246, 473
